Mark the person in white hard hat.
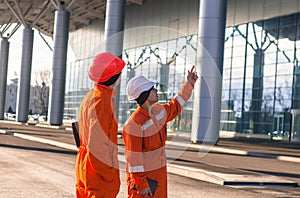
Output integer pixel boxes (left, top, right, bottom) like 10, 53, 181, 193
122, 66, 198, 198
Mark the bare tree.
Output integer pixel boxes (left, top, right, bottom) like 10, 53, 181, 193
276, 80, 292, 111
34, 69, 51, 120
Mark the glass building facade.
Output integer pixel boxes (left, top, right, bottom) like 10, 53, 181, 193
221, 13, 300, 141
64, 0, 300, 142
119, 35, 197, 131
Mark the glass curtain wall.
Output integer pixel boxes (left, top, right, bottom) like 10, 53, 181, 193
119, 35, 197, 131
63, 0, 300, 142
221, 13, 300, 140
64, 57, 94, 120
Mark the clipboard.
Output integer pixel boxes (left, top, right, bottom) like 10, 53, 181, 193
71, 121, 80, 148
146, 177, 158, 196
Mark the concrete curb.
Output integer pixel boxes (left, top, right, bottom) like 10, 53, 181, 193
0, 129, 77, 150
166, 140, 300, 163
167, 164, 298, 187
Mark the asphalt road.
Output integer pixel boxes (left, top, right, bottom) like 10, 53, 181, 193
1, 133, 300, 197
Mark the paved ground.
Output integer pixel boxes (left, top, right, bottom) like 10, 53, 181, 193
1, 120, 300, 197
2, 136, 281, 198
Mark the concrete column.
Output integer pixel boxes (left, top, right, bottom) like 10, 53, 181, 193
191, 0, 227, 143
0, 39, 9, 120
49, 10, 70, 125
16, 27, 34, 122
104, 0, 126, 120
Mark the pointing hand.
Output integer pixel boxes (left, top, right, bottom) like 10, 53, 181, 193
187, 66, 198, 85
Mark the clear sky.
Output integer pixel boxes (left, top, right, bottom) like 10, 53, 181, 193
7, 27, 54, 84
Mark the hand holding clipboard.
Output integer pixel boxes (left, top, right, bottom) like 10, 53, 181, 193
135, 177, 158, 197
146, 177, 158, 196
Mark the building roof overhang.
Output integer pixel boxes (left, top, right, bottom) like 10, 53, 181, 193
0, 0, 143, 38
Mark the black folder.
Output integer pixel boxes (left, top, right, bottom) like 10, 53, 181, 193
147, 177, 158, 196
72, 121, 80, 148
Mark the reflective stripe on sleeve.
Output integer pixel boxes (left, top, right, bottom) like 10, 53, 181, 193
129, 165, 145, 173
142, 119, 154, 131
156, 109, 166, 120
175, 95, 186, 106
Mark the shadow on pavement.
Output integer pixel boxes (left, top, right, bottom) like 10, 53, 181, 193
0, 143, 77, 155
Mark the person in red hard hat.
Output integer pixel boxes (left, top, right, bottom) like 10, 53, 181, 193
75, 52, 125, 198
123, 66, 198, 198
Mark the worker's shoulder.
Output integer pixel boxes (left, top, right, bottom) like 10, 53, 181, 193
128, 110, 148, 124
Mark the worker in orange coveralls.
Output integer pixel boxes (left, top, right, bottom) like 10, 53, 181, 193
75, 52, 125, 198
123, 66, 198, 198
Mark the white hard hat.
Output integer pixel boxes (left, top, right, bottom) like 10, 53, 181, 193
126, 76, 156, 100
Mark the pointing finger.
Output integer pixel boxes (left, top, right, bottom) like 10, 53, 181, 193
191, 65, 195, 73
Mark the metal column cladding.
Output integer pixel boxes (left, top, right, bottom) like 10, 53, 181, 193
104, 0, 126, 56
49, 10, 70, 126
191, 0, 227, 143
0, 39, 9, 120
16, 28, 34, 122
104, 0, 126, 120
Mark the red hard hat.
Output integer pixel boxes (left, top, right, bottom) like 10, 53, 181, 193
88, 52, 125, 82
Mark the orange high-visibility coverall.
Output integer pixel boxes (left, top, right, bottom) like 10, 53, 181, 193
123, 82, 194, 198
76, 84, 120, 198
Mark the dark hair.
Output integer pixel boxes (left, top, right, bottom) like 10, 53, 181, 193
136, 86, 153, 105
98, 73, 121, 86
